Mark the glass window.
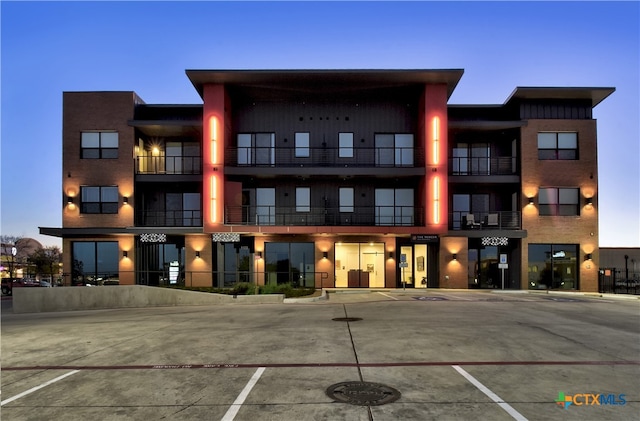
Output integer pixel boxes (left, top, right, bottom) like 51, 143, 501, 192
375, 188, 414, 225
375, 134, 414, 166
339, 188, 354, 212
295, 133, 310, 158
256, 188, 275, 225
72, 241, 118, 286
528, 244, 578, 290
81, 131, 118, 159
296, 187, 310, 212
237, 134, 252, 165
81, 186, 118, 214
539, 187, 579, 216
264, 242, 315, 287
339, 133, 353, 158
537, 132, 578, 160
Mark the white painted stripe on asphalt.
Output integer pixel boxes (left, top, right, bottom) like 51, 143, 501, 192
377, 292, 399, 300
1, 370, 80, 406
452, 365, 528, 421
221, 367, 265, 421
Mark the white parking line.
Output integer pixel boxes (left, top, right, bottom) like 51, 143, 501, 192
452, 365, 528, 421
221, 367, 265, 421
377, 292, 399, 300
1, 370, 80, 406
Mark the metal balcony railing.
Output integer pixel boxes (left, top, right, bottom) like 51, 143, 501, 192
449, 157, 518, 175
135, 156, 202, 175
225, 146, 425, 168
225, 206, 424, 226
450, 211, 521, 230
135, 210, 202, 227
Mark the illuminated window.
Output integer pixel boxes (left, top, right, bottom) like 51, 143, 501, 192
81, 131, 118, 159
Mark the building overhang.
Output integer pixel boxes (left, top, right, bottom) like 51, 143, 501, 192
39, 227, 204, 238
185, 69, 465, 101
505, 87, 615, 108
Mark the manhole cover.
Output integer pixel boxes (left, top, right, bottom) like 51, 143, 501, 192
412, 296, 448, 301
326, 381, 401, 406
332, 317, 363, 322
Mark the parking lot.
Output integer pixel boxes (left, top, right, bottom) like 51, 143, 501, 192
1, 290, 639, 420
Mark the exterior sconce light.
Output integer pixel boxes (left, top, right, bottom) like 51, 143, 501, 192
123, 196, 129, 204
585, 253, 593, 261
322, 251, 328, 259
123, 250, 128, 258
256, 251, 262, 259
67, 196, 74, 205
528, 197, 535, 205
452, 253, 457, 261
389, 252, 393, 259
195, 251, 201, 258
585, 197, 593, 207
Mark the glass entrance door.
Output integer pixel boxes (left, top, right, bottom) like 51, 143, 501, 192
335, 243, 385, 288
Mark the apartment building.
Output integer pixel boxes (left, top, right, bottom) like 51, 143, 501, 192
40, 69, 614, 292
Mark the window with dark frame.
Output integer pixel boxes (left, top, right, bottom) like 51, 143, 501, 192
81, 131, 119, 159
538, 187, 580, 216
80, 186, 119, 214
537, 132, 578, 160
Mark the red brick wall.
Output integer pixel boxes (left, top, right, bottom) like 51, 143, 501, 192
520, 119, 599, 291
62, 92, 137, 228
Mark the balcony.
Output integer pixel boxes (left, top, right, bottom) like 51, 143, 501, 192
225, 146, 425, 168
449, 156, 517, 176
225, 206, 425, 227
450, 211, 521, 231
135, 210, 202, 227
135, 156, 202, 175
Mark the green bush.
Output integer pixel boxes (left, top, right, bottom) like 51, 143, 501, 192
160, 283, 315, 298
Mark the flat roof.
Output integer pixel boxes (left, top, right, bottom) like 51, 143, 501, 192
185, 69, 465, 100
506, 87, 615, 108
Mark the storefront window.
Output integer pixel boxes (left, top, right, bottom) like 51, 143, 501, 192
334, 242, 385, 288
264, 242, 315, 287
72, 241, 118, 286
528, 244, 578, 290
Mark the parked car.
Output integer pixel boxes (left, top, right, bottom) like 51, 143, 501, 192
1, 278, 43, 296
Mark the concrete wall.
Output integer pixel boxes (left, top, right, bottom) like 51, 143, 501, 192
12, 286, 284, 314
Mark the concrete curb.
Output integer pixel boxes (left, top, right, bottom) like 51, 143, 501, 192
284, 289, 328, 303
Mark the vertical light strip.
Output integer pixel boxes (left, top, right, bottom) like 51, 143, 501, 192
210, 175, 217, 223
432, 116, 440, 165
433, 176, 440, 224
210, 116, 218, 164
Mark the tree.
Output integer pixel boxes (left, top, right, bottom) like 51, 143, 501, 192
27, 246, 62, 281
0, 235, 23, 279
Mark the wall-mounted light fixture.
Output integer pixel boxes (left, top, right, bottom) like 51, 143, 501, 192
256, 251, 262, 259
195, 251, 201, 258
452, 253, 458, 261
322, 251, 328, 259
585, 253, 593, 261
123, 250, 128, 258
388, 252, 394, 259
585, 197, 593, 207
123, 196, 129, 204
528, 197, 535, 205
67, 196, 74, 205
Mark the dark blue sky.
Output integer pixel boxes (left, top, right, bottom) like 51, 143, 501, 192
1, 1, 638, 246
